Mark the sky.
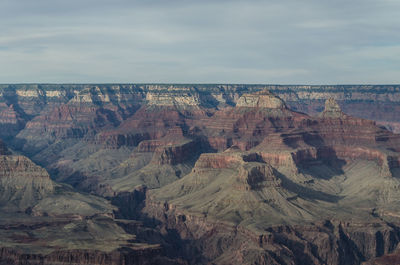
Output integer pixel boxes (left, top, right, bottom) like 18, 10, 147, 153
0, 0, 399, 84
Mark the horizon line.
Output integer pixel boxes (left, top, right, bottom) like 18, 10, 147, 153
1, 83, 400, 86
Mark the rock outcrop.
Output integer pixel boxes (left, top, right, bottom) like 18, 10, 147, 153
321, 98, 344, 118
151, 140, 199, 165
146, 91, 201, 107
0, 155, 54, 211
236, 91, 286, 109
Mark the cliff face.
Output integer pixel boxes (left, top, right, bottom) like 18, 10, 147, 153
236, 91, 287, 109
151, 140, 199, 165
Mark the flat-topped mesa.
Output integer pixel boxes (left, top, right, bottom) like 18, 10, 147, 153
321, 98, 345, 118
193, 151, 262, 170
150, 140, 198, 165
236, 91, 287, 109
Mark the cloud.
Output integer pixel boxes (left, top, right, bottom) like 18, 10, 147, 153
0, 0, 399, 83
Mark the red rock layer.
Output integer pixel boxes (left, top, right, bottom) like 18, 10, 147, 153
94, 106, 202, 148
22, 104, 123, 140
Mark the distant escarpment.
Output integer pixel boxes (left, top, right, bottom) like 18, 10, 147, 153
3, 84, 399, 153
268, 85, 400, 133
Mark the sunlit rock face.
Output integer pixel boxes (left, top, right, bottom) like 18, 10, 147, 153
236, 91, 286, 109
320, 98, 344, 118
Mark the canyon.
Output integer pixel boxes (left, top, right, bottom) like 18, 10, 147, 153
0, 84, 399, 264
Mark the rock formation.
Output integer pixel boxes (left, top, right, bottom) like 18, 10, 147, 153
236, 91, 287, 109
0, 139, 184, 264
320, 98, 344, 118
0, 84, 400, 264
0, 153, 54, 211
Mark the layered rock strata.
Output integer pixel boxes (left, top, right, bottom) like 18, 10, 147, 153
0, 85, 399, 264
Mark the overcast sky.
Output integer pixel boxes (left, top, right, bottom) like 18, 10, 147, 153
0, 0, 399, 84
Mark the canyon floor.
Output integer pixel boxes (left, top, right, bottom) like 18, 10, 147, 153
0, 84, 400, 265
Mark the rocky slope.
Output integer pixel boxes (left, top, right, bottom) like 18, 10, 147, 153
0, 139, 184, 264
